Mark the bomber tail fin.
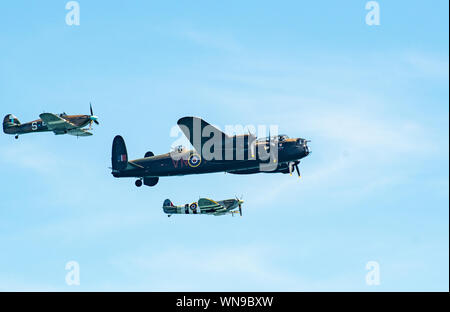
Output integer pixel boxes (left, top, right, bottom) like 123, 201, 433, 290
3, 114, 20, 134
112, 135, 128, 171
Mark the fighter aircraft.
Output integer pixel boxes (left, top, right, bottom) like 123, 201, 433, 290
111, 116, 310, 187
163, 197, 244, 217
3, 104, 99, 139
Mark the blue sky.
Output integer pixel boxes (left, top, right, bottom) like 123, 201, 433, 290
0, 0, 448, 291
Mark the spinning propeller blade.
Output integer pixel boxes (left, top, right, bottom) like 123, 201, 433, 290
288, 161, 301, 178
295, 163, 301, 178
236, 195, 243, 217
88, 102, 100, 127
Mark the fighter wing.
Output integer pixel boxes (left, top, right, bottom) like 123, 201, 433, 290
177, 117, 228, 154
67, 128, 93, 137
198, 198, 225, 213
39, 113, 76, 131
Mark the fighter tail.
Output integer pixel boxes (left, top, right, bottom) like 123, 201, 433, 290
163, 199, 174, 207
112, 135, 128, 171
3, 114, 20, 134
163, 199, 177, 214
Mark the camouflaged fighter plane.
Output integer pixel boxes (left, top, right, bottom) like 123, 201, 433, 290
3, 104, 99, 139
111, 116, 310, 187
163, 197, 244, 217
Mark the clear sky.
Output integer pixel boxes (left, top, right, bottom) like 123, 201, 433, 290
0, 0, 448, 291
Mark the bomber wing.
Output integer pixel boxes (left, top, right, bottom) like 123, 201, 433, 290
39, 113, 76, 133
177, 116, 228, 154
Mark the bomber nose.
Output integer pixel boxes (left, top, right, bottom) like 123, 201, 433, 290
304, 141, 311, 155
296, 139, 310, 152
299, 139, 310, 156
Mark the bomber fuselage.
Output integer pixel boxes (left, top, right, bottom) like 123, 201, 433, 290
112, 137, 310, 178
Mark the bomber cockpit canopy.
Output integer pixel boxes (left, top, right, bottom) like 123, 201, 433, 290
257, 134, 289, 142
59, 112, 67, 117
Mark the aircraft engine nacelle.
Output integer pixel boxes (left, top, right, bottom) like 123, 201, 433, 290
143, 177, 159, 187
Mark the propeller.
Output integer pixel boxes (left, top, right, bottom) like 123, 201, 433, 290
248, 129, 257, 158
236, 195, 244, 217
289, 161, 301, 178
246, 128, 277, 161
266, 128, 278, 163
295, 163, 301, 178
88, 102, 99, 129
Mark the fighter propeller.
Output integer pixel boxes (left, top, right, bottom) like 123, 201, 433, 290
236, 195, 244, 217
88, 102, 99, 129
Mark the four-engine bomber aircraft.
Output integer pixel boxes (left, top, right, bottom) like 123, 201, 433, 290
163, 197, 244, 217
3, 104, 99, 139
111, 116, 310, 187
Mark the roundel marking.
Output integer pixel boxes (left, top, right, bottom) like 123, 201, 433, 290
190, 202, 198, 210
188, 154, 201, 168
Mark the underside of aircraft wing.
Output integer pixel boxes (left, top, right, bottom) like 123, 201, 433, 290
177, 116, 228, 154
66, 128, 93, 137
213, 211, 230, 216
39, 113, 76, 131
